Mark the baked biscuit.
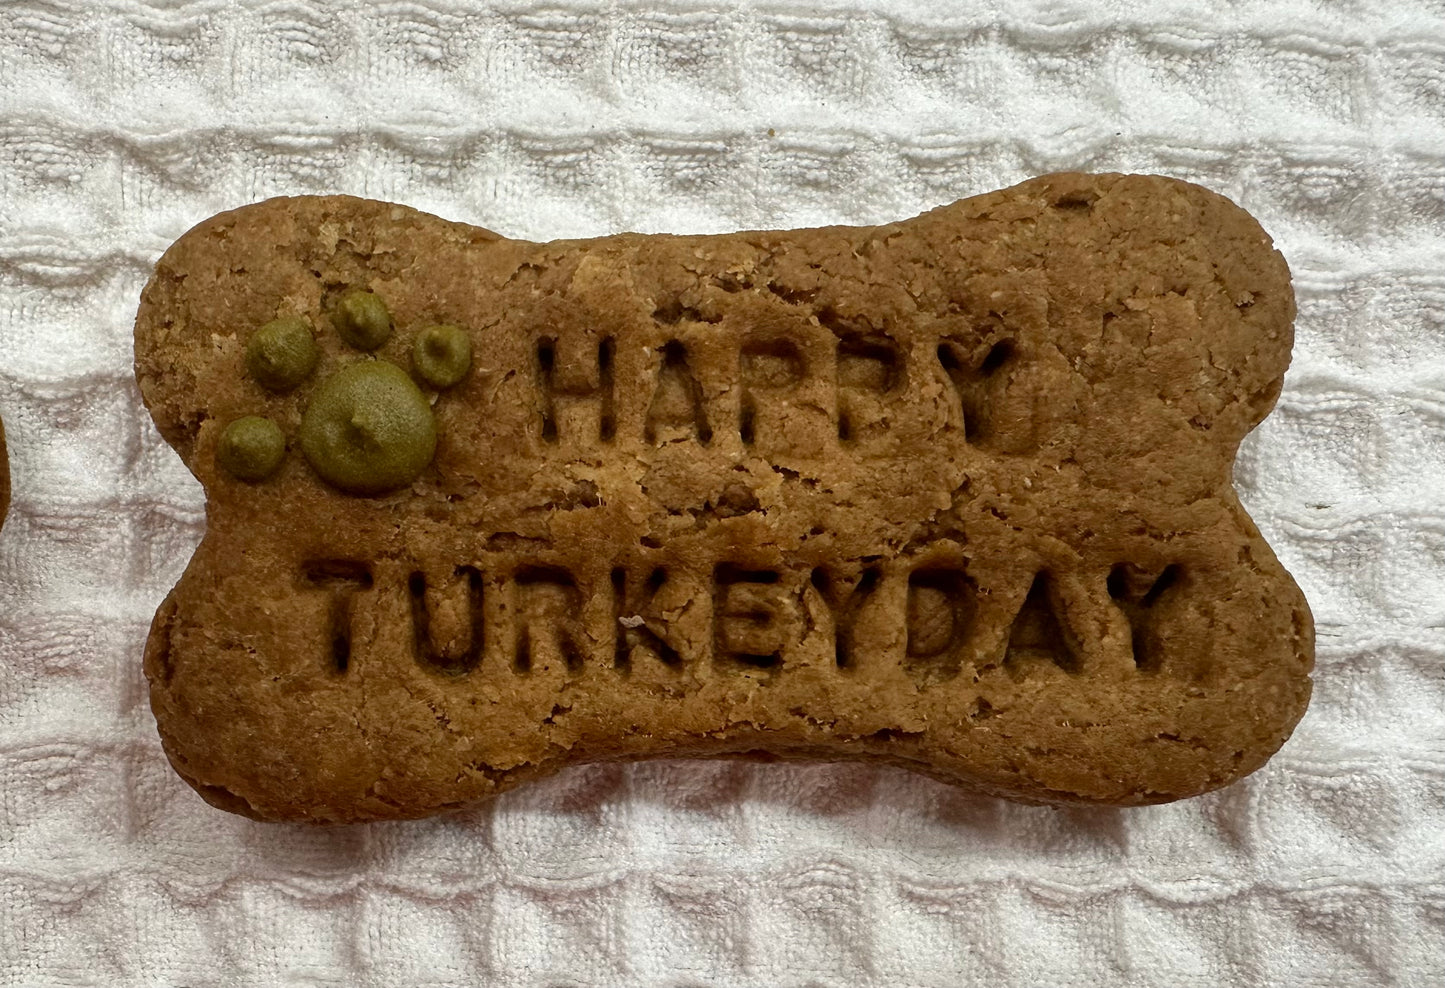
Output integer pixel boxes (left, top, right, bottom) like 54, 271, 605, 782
135, 172, 1314, 822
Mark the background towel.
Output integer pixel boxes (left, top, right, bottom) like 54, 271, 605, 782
0, 1, 1442, 984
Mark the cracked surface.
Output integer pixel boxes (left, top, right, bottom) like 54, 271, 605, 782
134, 172, 1314, 823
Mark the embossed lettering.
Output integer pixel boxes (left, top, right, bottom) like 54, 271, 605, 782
301, 560, 373, 673
1107, 563, 1181, 672
612, 566, 683, 669
906, 568, 975, 679
713, 564, 788, 668
835, 336, 903, 444
739, 339, 804, 447
409, 566, 484, 674
937, 337, 1015, 447
514, 565, 586, 672
810, 566, 881, 669
537, 336, 615, 443
293, 553, 1191, 686
1004, 572, 1080, 674
644, 341, 711, 445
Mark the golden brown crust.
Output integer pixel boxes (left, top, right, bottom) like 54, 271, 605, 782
135, 172, 1313, 822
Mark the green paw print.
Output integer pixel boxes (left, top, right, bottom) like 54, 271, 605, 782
218, 290, 473, 496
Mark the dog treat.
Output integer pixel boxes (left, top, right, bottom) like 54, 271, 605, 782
134, 172, 1314, 823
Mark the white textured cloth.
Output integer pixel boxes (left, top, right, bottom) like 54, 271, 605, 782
1, 1, 1442, 984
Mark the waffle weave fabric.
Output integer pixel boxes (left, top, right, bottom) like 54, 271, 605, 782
0, 1, 1442, 985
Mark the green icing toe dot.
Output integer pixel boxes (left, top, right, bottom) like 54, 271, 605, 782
217, 416, 286, 482
332, 289, 393, 351
246, 316, 319, 392
300, 360, 437, 496
412, 324, 472, 389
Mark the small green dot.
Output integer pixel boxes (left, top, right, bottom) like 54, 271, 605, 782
246, 317, 319, 392
300, 361, 437, 496
332, 289, 392, 351
217, 416, 286, 482
412, 325, 472, 389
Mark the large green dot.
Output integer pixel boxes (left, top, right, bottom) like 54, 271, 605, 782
412, 324, 472, 389
246, 316, 318, 392
217, 416, 285, 482
332, 289, 393, 351
300, 361, 437, 495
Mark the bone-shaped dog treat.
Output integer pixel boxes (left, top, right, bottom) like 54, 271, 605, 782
135, 173, 1314, 822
